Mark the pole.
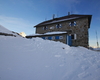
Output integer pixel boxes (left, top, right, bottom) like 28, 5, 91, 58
96, 31, 99, 48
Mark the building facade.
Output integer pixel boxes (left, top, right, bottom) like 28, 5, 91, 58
26, 14, 92, 47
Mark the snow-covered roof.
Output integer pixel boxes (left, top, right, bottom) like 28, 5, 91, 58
44, 31, 67, 35
27, 31, 67, 37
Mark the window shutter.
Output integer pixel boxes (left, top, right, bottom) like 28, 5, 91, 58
46, 26, 48, 29
48, 37, 52, 40
74, 34, 77, 40
69, 22, 71, 26
42, 37, 45, 39
56, 36, 59, 39
60, 24, 62, 28
59, 36, 63, 39
74, 21, 76, 26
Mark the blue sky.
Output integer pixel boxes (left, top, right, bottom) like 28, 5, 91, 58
0, 0, 100, 47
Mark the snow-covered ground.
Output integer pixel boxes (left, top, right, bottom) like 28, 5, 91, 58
0, 36, 100, 80
0, 25, 100, 80
93, 48, 100, 51
0, 25, 20, 37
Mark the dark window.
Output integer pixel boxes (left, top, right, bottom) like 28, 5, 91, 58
56, 24, 62, 28
43, 26, 48, 30
71, 34, 74, 39
59, 36, 63, 39
69, 21, 76, 26
71, 21, 74, 26
71, 34, 77, 40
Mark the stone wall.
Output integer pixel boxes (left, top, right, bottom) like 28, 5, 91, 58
71, 18, 89, 47
35, 17, 89, 47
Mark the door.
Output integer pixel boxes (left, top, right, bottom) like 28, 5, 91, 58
67, 35, 72, 46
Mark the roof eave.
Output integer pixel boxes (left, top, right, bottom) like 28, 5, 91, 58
88, 15, 92, 28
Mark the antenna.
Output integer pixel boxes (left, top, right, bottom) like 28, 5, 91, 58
96, 30, 99, 48
71, 5, 74, 14
68, 12, 70, 15
57, 11, 59, 18
45, 18, 47, 21
52, 14, 55, 19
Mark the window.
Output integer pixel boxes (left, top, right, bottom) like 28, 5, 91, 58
45, 37, 48, 40
71, 34, 77, 40
43, 26, 48, 30
71, 35, 74, 39
69, 21, 76, 26
52, 36, 55, 40
50, 26, 54, 29
56, 24, 62, 28
59, 36, 63, 39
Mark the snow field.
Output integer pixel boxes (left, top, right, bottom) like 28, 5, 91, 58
0, 36, 100, 80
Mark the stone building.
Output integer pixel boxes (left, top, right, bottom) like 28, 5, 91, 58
26, 14, 92, 47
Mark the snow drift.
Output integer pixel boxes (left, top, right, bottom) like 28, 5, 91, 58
0, 36, 100, 80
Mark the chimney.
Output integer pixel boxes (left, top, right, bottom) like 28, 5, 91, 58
53, 14, 55, 19
68, 12, 70, 15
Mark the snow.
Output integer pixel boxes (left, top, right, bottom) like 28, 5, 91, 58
27, 33, 43, 36
45, 31, 67, 35
28, 31, 67, 37
0, 25, 100, 80
0, 25, 21, 37
93, 48, 100, 51
0, 25, 13, 34
0, 36, 100, 80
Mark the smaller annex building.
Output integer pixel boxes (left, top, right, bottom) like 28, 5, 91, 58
26, 14, 92, 48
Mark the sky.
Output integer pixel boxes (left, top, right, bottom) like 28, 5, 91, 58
0, 0, 100, 47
